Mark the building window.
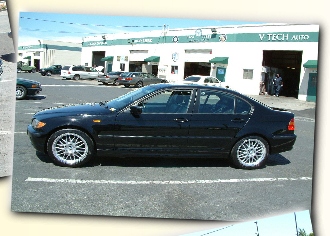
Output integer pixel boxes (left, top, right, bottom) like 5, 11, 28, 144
243, 69, 253, 79
171, 66, 178, 74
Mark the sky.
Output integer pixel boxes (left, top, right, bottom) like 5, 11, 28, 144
181, 210, 313, 236
18, 12, 265, 44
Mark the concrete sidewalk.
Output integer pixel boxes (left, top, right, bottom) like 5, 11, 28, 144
249, 94, 316, 111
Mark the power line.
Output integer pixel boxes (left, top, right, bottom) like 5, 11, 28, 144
19, 16, 164, 29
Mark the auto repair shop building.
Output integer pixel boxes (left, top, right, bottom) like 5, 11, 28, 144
17, 40, 82, 71
87, 24, 318, 101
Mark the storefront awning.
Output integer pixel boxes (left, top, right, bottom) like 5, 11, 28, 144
101, 56, 114, 61
144, 56, 160, 62
303, 60, 318, 68
209, 57, 229, 64
23, 56, 31, 60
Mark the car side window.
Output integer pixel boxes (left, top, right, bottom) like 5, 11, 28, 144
198, 90, 235, 114
235, 97, 251, 114
139, 89, 193, 114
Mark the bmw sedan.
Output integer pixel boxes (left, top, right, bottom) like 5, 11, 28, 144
27, 84, 296, 169
16, 78, 42, 100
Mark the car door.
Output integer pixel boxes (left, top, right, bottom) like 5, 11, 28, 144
113, 88, 195, 154
188, 88, 252, 153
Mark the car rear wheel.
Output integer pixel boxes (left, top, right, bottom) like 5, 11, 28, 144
113, 79, 119, 86
16, 85, 27, 100
47, 129, 95, 167
135, 81, 143, 88
230, 136, 268, 169
46, 71, 52, 76
73, 74, 80, 80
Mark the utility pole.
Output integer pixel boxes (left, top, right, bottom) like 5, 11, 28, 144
254, 221, 260, 236
294, 212, 299, 236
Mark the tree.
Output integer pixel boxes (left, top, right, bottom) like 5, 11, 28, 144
298, 228, 314, 236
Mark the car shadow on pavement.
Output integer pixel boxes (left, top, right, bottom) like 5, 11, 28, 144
88, 156, 231, 168
26, 95, 46, 100
35, 152, 290, 168
267, 154, 291, 166
1, 53, 16, 63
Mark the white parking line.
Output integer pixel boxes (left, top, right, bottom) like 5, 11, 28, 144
295, 117, 315, 122
25, 177, 312, 185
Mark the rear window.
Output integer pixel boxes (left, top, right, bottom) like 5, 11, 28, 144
120, 72, 133, 77
62, 66, 72, 70
108, 72, 122, 75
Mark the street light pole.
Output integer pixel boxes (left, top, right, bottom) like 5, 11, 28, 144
254, 221, 260, 236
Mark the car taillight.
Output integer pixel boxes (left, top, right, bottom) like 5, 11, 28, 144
126, 77, 132, 81
68, 71, 71, 74
288, 118, 295, 131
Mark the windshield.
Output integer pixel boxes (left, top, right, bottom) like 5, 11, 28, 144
105, 86, 158, 110
184, 76, 200, 82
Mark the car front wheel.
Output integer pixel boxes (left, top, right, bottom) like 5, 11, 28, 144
47, 129, 95, 167
230, 136, 269, 169
16, 85, 27, 100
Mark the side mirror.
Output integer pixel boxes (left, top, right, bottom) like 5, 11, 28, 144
130, 106, 143, 117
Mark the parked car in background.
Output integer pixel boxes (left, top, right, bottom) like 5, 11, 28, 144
27, 83, 296, 169
61, 65, 100, 80
60, 65, 75, 78
98, 71, 123, 85
183, 75, 222, 87
17, 61, 36, 73
40, 65, 62, 76
16, 78, 42, 100
118, 72, 167, 87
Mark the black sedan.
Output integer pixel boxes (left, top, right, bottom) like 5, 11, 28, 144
27, 84, 296, 169
16, 78, 42, 100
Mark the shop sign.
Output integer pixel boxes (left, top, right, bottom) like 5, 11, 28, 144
172, 52, 179, 62
131, 38, 153, 44
87, 41, 108, 46
259, 33, 311, 41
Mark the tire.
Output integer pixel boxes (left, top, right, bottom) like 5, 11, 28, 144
113, 79, 119, 86
135, 81, 143, 88
16, 85, 27, 100
73, 74, 80, 80
47, 129, 94, 167
230, 136, 269, 169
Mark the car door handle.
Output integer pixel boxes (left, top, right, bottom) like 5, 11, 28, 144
174, 118, 189, 123
231, 118, 246, 123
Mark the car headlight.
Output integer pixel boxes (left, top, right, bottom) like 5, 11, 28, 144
31, 118, 46, 129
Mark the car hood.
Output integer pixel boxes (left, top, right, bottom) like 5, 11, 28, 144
17, 78, 39, 84
34, 102, 113, 118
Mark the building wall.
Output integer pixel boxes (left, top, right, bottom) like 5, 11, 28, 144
17, 40, 82, 68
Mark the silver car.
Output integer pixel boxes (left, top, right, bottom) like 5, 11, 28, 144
62, 65, 101, 80
118, 72, 167, 88
98, 71, 123, 85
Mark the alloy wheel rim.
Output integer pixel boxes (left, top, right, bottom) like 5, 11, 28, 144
237, 138, 266, 166
52, 132, 88, 164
